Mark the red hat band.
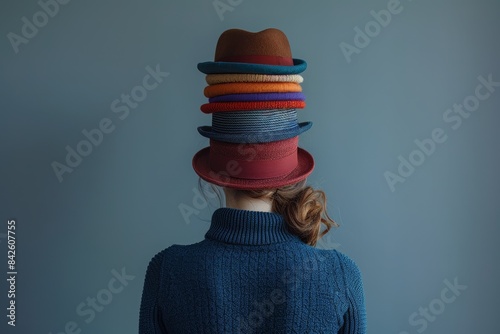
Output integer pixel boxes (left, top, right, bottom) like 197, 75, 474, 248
218, 54, 294, 66
209, 137, 299, 180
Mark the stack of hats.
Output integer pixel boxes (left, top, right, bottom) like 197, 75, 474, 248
192, 28, 314, 190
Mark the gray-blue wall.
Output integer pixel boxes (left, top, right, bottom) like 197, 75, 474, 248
1, 0, 499, 333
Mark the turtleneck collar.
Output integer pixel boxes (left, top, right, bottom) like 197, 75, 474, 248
205, 208, 299, 245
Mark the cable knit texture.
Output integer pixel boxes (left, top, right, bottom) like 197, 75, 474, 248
139, 208, 367, 333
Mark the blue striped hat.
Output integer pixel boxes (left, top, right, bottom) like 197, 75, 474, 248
197, 109, 312, 143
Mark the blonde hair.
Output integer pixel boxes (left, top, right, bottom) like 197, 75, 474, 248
232, 180, 338, 246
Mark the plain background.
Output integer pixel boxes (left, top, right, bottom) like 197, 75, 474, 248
1, 0, 499, 333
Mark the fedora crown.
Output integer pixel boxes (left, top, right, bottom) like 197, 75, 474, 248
214, 28, 294, 66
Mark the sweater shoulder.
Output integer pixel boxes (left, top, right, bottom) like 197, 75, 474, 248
313, 248, 364, 295
147, 243, 190, 265
331, 250, 363, 280
143, 244, 189, 295
329, 250, 365, 309
297, 244, 362, 274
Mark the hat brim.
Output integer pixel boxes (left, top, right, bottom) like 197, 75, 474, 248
192, 147, 314, 190
197, 59, 307, 75
197, 122, 312, 143
201, 100, 306, 113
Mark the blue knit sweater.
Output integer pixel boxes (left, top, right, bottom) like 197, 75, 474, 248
139, 208, 366, 333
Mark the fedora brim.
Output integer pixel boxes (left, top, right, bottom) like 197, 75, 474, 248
197, 59, 307, 75
192, 147, 314, 190
197, 122, 312, 143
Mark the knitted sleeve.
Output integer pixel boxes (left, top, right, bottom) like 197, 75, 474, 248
139, 250, 167, 334
337, 252, 367, 334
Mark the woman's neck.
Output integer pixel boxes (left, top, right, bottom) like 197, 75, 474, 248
223, 188, 273, 212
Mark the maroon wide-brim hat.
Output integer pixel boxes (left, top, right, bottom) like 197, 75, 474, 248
193, 28, 314, 189
192, 137, 314, 190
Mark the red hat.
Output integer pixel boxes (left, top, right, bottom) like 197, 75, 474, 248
192, 137, 314, 190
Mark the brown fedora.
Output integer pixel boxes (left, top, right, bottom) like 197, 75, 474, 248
198, 28, 307, 74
